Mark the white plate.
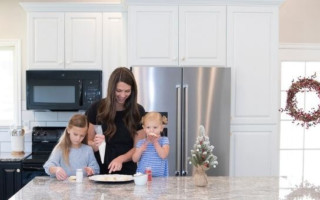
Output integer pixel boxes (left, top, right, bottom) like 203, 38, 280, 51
89, 174, 133, 183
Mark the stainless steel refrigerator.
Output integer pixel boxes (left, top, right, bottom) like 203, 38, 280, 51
131, 66, 230, 176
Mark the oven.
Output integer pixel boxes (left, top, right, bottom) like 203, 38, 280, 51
22, 127, 65, 186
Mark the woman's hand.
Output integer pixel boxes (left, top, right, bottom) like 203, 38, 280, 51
94, 134, 105, 147
108, 156, 124, 174
55, 167, 67, 181
84, 167, 95, 176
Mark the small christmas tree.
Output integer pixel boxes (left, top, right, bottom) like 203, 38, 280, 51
188, 125, 218, 169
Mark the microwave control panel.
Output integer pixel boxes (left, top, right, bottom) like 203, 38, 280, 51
84, 80, 101, 105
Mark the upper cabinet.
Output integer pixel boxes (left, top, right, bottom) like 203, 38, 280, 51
27, 12, 64, 69
128, 6, 226, 67
227, 6, 279, 124
65, 13, 102, 69
27, 12, 102, 69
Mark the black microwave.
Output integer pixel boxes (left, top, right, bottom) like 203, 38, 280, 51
26, 70, 102, 111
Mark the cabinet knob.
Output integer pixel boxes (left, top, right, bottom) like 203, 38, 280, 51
181, 57, 185, 61
16, 169, 20, 173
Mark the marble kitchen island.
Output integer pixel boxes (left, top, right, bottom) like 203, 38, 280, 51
9, 176, 319, 200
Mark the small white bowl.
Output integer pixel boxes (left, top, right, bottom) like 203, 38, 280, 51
133, 173, 148, 186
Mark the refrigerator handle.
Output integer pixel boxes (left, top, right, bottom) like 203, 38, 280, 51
175, 85, 181, 176
183, 84, 189, 176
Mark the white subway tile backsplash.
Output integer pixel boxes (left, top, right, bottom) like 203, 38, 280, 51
30, 121, 46, 129
0, 132, 10, 141
47, 121, 68, 127
34, 112, 58, 121
1, 142, 11, 153
57, 112, 77, 121
24, 132, 32, 142
22, 110, 35, 121
25, 142, 32, 152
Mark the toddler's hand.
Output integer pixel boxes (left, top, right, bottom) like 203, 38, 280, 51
140, 141, 148, 151
85, 167, 94, 176
55, 167, 67, 181
148, 134, 159, 144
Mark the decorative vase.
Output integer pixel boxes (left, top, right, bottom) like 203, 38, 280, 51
193, 166, 208, 187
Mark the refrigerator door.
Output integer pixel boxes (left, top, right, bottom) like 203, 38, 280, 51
131, 66, 182, 176
182, 67, 230, 176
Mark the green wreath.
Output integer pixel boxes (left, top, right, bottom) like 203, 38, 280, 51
280, 74, 320, 128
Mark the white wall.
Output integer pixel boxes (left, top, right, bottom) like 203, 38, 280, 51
279, 0, 320, 43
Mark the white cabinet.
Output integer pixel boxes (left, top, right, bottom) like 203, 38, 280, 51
27, 12, 64, 69
179, 6, 226, 66
227, 6, 279, 176
228, 6, 278, 125
128, 6, 226, 67
102, 12, 127, 97
128, 6, 178, 66
27, 12, 102, 69
65, 13, 102, 69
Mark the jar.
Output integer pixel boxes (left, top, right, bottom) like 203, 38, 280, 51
145, 167, 152, 181
76, 169, 83, 183
10, 126, 25, 155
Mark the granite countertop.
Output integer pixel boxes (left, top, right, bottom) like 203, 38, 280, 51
0, 152, 31, 162
9, 176, 320, 200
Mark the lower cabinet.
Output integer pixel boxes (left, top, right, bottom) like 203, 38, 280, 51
0, 161, 22, 200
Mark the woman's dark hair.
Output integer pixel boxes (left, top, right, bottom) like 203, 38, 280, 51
97, 67, 140, 140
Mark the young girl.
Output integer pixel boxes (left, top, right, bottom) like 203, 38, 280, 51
43, 114, 100, 181
132, 112, 169, 177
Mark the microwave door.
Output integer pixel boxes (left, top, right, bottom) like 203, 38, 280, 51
27, 80, 81, 111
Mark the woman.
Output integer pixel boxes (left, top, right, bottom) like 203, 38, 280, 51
86, 67, 145, 175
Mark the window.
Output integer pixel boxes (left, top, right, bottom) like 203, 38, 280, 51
280, 61, 320, 186
0, 40, 21, 127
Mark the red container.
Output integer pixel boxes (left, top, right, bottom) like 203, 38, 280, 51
145, 167, 152, 181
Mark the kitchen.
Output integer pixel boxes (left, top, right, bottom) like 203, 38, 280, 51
1, 0, 320, 199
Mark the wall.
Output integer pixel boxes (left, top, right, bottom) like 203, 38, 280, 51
279, 0, 320, 43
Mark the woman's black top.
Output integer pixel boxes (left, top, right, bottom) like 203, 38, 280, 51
86, 100, 145, 175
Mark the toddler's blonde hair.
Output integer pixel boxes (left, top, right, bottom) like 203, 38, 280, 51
141, 112, 168, 125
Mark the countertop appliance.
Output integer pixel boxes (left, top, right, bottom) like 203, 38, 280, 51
26, 70, 102, 111
22, 126, 64, 186
131, 66, 230, 176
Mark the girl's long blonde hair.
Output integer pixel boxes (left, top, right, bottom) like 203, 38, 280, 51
53, 114, 88, 166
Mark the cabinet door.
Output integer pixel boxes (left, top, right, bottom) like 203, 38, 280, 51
103, 12, 127, 97
228, 6, 278, 124
65, 13, 102, 69
227, 6, 279, 176
128, 6, 178, 66
28, 12, 64, 69
179, 6, 226, 66
0, 162, 22, 200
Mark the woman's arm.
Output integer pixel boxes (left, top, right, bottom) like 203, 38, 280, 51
108, 129, 146, 173
87, 123, 98, 151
